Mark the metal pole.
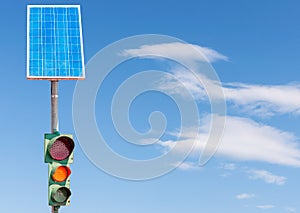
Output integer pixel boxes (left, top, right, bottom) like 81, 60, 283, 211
51, 80, 60, 213
51, 80, 59, 133
52, 206, 60, 213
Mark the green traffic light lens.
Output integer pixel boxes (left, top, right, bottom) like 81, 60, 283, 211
52, 186, 71, 203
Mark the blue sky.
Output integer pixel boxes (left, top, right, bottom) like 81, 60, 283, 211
1, 0, 300, 212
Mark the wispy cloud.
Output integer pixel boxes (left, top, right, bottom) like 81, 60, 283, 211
126, 42, 300, 169
121, 42, 228, 63
222, 163, 236, 171
156, 67, 208, 101
175, 161, 200, 171
256, 205, 275, 210
159, 115, 300, 168
218, 116, 300, 167
248, 170, 286, 185
156, 68, 300, 116
123, 43, 300, 116
286, 207, 296, 212
236, 193, 255, 200
224, 82, 300, 116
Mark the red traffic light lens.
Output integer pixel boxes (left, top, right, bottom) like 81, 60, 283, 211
49, 136, 74, 161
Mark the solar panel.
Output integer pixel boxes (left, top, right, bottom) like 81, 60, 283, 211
27, 5, 85, 80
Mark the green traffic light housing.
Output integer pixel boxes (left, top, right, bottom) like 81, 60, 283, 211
48, 162, 72, 206
45, 132, 74, 206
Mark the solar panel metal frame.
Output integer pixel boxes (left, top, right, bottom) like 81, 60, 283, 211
27, 5, 85, 80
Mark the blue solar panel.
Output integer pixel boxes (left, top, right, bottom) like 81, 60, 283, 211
27, 5, 85, 80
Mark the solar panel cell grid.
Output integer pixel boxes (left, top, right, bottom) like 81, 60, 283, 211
27, 5, 85, 79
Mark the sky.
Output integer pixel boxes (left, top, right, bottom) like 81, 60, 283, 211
1, 0, 300, 212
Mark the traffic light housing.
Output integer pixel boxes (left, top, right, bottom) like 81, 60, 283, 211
45, 132, 74, 206
48, 163, 72, 206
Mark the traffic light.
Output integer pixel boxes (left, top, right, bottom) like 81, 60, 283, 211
44, 132, 74, 206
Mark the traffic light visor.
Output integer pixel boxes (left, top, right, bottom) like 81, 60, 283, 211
49, 136, 74, 161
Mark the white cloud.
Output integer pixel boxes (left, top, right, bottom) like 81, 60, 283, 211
218, 116, 300, 167
286, 207, 296, 212
219, 163, 236, 177
248, 170, 286, 185
176, 162, 200, 171
220, 173, 231, 178
156, 67, 208, 101
121, 42, 228, 63
222, 163, 236, 170
158, 115, 300, 168
123, 43, 300, 116
223, 82, 300, 116
124, 42, 300, 169
236, 193, 255, 200
256, 205, 275, 210
158, 68, 300, 116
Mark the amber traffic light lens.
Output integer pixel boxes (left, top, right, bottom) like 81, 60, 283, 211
52, 166, 71, 182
